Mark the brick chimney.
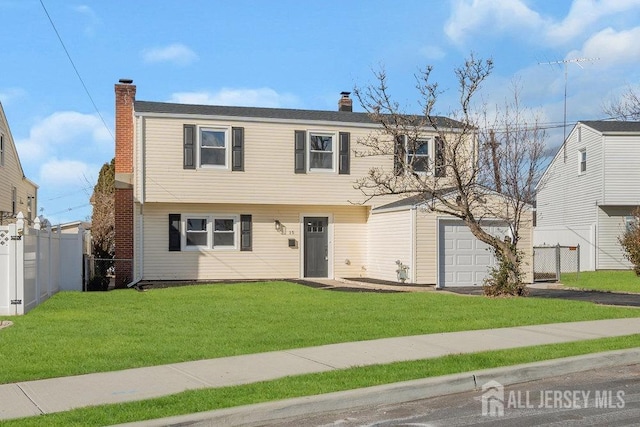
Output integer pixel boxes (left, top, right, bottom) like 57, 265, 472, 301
114, 79, 136, 288
338, 91, 352, 112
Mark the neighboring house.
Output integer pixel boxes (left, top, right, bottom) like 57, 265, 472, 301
0, 102, 37, 225
535, 121, 640, 270
114, 80, 532, 288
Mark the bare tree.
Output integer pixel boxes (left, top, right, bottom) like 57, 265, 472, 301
603, 85, 640, 120
354, 55, 547, 296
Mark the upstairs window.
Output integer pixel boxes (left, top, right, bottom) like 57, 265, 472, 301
407, 139, 430, 173
294, 130, 349, 174
0, 135, 4, 166
200, 128, 228, 168
579, 149, 586, 174
309, 132, 334, 170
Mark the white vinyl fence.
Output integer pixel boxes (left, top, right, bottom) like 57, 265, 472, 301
0, 213, 84, 316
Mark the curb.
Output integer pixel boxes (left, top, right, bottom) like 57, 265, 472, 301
113, 347, 640, 427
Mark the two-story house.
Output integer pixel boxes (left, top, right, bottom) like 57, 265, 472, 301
114, 80, 532, 288
535, 121, 640, 270
0, 102, 37, 225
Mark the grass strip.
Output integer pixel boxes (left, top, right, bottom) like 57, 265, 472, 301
561, 270, 640, 293
5, 334, 640, 427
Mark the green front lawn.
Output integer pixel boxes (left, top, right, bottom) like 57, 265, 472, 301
561, 270, 640, 293
1, 281, 639, 384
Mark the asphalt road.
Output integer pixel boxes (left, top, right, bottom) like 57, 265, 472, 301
263, 363, 640, 426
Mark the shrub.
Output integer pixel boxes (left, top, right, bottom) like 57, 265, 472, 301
483, 247, 528, 297
619, 208, 640, 276
87, 275, 109, 292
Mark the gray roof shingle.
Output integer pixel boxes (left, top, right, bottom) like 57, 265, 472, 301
581, 120, 640, 133
134, 100, 463, 128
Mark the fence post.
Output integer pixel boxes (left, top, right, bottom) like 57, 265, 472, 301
14, 213, 25, 315
576, 244, 580, 280
555, 244, 561, 282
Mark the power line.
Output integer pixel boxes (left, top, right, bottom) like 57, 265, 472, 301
39, 0, 114, 142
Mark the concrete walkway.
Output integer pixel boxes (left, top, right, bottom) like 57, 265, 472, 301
1, 318, 640, 422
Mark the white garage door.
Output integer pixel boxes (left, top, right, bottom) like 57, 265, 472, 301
438, 219, 508, 287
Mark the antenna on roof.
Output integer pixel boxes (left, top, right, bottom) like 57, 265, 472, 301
539, 57, 599, 162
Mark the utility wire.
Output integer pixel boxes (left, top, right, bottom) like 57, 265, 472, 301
39, 0, 114, 142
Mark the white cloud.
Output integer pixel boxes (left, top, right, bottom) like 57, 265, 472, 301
445, 0, 545, 45
445, 0, 640, 47
567, 27, 640, 65
73, 5, 100, 36
39, 159, 98, 187
142, 43, 198, 66
15, 111, 112, 163
0, 87, 26, 105
169, 88, 299, 108
546, 0, 640, 42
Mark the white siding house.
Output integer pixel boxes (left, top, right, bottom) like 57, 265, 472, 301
535, 121, 640, 270
114, 80, 533, 287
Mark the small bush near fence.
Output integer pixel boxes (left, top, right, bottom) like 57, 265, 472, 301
85, 258, 132, 291
619, 208, 640, 276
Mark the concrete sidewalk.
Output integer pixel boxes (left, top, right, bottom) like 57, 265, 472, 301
1, 318, 640, 421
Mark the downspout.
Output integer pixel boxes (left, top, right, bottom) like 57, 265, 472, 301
411, 205, 417, 284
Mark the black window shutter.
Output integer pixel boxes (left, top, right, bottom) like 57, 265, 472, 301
435, 137, 446, 177
394, 135, 406, 176
183, 125, 196, 169
232, 127, 244, 171
338, 132, 350, 175
294, 130, 306, 173
240, 214, 252, 251
169, 214, 181, 251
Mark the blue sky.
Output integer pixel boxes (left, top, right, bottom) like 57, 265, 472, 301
1, 0, 640, 224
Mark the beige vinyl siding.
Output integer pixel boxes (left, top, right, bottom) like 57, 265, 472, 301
536, 124, 602, 228
140, 116, 397, 206
597, 206, 633, 270
415, 209, 437, 284
140, 203, 368, 281
367, 209, 412, 282
603, 135, 640, 204
0, 106, 37, 222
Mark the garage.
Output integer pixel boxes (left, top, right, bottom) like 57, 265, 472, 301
438, 219, 508, 287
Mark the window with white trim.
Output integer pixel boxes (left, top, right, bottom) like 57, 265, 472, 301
185, 217, 209, 248
308, 132, 335, 171
578, 149, 586, 174
183, 214, 238, 250
407, 139, 430, 173
200, 127, 229, 168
